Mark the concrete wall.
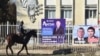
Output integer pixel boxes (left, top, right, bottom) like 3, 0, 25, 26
74, 0, 85, 25
17, 0, 44, 29
17, 0, 99, 29
56, 0, 61, 18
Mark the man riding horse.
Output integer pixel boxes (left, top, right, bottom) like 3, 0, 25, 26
6, 21, 37, 55
18, 21, 26, 37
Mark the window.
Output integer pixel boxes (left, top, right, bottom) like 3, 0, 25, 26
93, 10, 96, 18
45, 0, 55, 19
61, 10, 72, 19
85, 9, 97, 19
45, 10, 55, 19
61, 0, 72, 19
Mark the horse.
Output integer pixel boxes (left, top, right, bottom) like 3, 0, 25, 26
6, 30, 37, 55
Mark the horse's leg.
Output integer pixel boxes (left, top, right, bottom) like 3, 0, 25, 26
9, 45, 13, 55
25, 45, 29, 55
6, 46, 8, 55
17, 44, 25, 55
6, 44, 13, 56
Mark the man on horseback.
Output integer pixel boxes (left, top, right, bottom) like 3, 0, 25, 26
18, 21, 26, 37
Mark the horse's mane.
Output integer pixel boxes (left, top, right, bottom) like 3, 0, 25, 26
26, 30, 37, 37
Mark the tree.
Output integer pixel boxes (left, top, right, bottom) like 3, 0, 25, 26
0, 0, 16, 24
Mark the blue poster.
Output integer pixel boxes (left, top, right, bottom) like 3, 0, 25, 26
41, 19, 65, 43
42, 19, 65, 35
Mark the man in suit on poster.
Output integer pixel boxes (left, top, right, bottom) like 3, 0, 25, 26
74, 27, 87, 44
53, 21, 64, 35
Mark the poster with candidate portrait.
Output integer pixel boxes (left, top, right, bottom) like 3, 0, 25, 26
73, 25, 99, 44
41, 19, 65, 43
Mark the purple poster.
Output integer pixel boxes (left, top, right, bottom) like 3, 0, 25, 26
41, 19, 65, 43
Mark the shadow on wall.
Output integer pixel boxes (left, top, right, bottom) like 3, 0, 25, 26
53, 48, 72, 55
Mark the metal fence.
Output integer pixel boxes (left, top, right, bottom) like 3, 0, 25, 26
0, 24, 39, 49
0, 25, 18, 44
1, 24, 100, 56
0, 24, 71, 49
1, 24, 100, 49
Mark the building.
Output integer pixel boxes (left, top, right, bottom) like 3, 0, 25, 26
17, 0, 100, 29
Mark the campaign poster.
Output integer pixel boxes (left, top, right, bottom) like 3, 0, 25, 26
41, 19, 65, 43
73, 25, 99, 44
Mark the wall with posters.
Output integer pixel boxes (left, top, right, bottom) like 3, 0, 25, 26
41, 19, 65, 43
73, 25, 99, 45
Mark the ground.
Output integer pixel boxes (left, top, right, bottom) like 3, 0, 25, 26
0, 44, 100, 56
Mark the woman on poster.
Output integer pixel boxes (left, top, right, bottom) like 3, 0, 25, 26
87, 27, 99, 43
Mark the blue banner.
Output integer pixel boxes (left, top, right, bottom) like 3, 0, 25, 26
41, 19, 65, 43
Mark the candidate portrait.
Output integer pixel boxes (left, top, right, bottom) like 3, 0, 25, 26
87, 26, 99, 43
53, 20, 64, 35
74, 27, 87, 44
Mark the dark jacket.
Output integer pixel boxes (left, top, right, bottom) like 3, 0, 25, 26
53, 26, 64, 35
19, 25, 25, 35
74, 37, 88, 44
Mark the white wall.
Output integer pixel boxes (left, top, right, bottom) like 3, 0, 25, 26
46, 0, 56, 5
86, 0, 98, 5
86, 19, 98, 25
61, 0, 73, 5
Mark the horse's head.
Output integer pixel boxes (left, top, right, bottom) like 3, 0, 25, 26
28, 30, 37, 38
